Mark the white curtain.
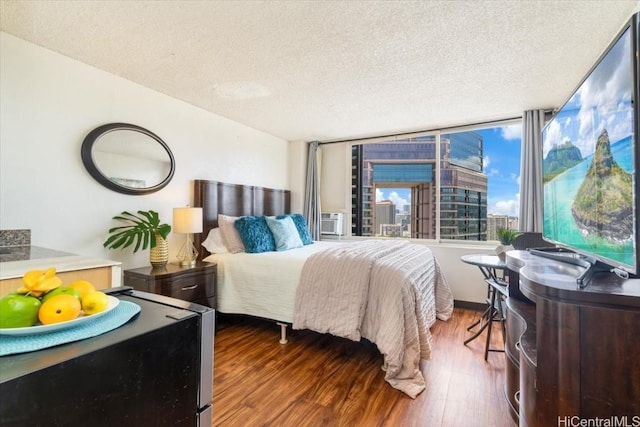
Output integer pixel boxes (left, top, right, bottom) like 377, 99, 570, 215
519, 110, 546, 232
303, 141, 322, 240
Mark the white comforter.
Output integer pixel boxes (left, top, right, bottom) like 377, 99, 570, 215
293, 239, 453, 398
204, 241, 339, 323
204, 239, 454, 398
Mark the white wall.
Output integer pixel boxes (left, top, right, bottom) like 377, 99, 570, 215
287, 140, 308, 213
0, 32, 289, 270
319, 143, 350, 214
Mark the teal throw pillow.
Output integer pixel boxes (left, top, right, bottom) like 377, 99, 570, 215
234, 216, 276, 253
276, 213, 314, 245
266, 216, 304, 251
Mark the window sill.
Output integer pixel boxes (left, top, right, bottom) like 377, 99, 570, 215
322, 235, 499, 250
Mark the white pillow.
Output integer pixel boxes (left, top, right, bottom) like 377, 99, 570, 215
201, 228, 228, 254
218, 214, 246, 254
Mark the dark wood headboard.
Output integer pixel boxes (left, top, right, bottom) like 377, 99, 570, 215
193, 180, 291, 259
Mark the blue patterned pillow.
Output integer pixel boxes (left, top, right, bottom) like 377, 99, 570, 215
234, 216, 275, 253
276, 213, 314, 245
265, 216, 304, 251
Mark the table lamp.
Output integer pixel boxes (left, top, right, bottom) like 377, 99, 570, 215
173, 206, 203, 267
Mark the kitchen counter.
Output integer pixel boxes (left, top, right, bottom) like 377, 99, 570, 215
0, 245, 74, 263
0, 246, 122, 293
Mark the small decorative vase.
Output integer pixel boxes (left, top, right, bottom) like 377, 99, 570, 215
150, 232, 169, 267
495, 244, 513, 261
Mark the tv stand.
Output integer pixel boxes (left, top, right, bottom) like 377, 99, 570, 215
505, 250, 640, 427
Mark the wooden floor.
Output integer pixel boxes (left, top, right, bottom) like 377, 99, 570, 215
212, 308, 516, 427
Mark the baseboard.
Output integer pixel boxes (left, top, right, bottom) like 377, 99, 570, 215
454, 300, 485, 312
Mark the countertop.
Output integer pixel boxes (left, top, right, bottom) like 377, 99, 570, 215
0, 245, 121, 280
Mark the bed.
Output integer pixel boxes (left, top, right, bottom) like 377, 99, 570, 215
193, 180, 454, 398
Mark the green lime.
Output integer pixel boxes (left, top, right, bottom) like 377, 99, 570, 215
0, 294, 42, 328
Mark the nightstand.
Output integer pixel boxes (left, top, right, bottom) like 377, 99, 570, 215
123, 261, 216, 308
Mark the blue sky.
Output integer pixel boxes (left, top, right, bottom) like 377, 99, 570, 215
478, 125, 522, 217
542, 25, 632, 159
376, 124, 522, 218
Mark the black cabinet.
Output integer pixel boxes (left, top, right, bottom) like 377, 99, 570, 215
0, 290, 214, 426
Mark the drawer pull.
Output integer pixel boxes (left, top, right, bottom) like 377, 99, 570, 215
515, 341, 521, 352
514, 390, 520, 405
181, 284, 198, 291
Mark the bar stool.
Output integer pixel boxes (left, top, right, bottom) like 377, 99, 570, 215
484, 277, 508, 360
460, 254, 508, 360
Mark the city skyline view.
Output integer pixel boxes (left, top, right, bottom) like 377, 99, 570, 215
375, 124, 522, 218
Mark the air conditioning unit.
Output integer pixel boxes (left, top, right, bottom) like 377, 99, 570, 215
321, 212, 344, 235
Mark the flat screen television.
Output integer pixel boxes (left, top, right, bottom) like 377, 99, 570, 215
541, 12, 640, 283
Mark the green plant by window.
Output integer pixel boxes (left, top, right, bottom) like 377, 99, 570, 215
496, 228, 520, 245
103, 210, 171, 253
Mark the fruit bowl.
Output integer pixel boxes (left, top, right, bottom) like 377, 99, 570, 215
0, 296, 119, 336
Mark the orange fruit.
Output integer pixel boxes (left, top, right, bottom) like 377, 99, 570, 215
82, 291, 109, 315
68, 280, 96, 300
38, 294, 81, 325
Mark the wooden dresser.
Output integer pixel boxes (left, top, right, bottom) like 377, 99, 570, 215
505, 250, 640, 426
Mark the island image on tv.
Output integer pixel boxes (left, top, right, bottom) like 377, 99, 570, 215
542, 23, 636, 270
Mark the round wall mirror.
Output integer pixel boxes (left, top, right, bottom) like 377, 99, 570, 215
81, 123, 175, 195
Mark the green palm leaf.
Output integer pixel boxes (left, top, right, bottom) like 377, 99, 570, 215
103, 210, 172, 253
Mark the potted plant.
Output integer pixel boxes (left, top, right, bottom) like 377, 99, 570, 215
495, 228, 520, 260
104, 210, 171, 267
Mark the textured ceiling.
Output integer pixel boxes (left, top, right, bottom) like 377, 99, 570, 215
1, 0, 638, 142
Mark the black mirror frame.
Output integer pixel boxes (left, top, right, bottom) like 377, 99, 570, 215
81, 123, 175, 195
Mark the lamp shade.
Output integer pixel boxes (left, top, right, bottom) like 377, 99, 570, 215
173, 207, 203, 234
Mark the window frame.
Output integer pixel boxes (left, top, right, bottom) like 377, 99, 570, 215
347, 118, 522, 243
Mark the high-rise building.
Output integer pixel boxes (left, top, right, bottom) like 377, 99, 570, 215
351, 134, 488, 240
487, 214, 510, 241
379, 223, 403, 237
395, 213, 412, 237
375, 200, 396, 235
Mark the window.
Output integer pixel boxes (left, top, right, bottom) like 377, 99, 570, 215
350, 122, 521, 241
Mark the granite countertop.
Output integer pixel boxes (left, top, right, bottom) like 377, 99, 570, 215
0, 246, 121, 280
0, 245, 74, 263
